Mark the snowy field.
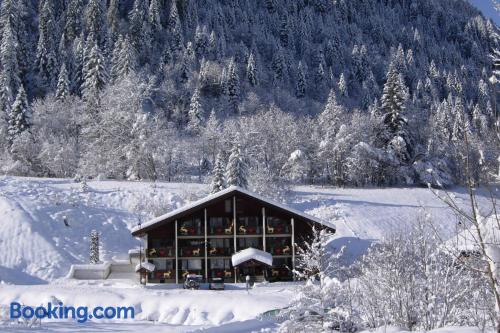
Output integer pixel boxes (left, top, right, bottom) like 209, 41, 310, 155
0, 176, 497, 332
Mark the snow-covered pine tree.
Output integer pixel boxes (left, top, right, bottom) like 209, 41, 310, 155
296, 61, 306, 98
338, 72, 348, 97
82, 41, 108, 105
106, 0, 119, 42
246, 52, 258, 87
168, 1, 183, 52
0, 18, 20, 99
227, 58, 240, 114
210, 152, 225, 193
8, 84, 30, 143
84, 0, 106, 47
226, 143, 248, 188
187, 87, 203, 134
65, 0, 83, 41
36, 0, 58, 89
89, 229, 99, 264
380, 61, 412, 163
111, 34, 137, 81
128, 0, 150, 63
55, 63, 70, 100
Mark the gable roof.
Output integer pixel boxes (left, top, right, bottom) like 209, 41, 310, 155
131, 186, 334, 236
231, 248, 273, 267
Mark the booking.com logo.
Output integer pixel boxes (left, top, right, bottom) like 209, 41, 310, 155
10, 301, 134, 323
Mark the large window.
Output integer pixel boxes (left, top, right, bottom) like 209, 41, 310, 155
209, 259, 232, 278
179, 239, 205, 257
266, 237, 292, 255
178, 216, 204, 236
208, 217, 233, 235
148, 238, 174, 258
149, 259, 175, 281
208, 238, 232, 256
238, 237, 262, 250
237, 216, 261, 234
181, 259, 202, 270
266, 216, 290, 234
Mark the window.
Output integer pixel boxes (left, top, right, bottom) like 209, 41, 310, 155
210, 259, 231, 269
238, 237, 261, 249
181, 259, 202, 270
149, 259, 174, 271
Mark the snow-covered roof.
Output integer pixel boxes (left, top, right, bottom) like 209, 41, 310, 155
135, 261, 155, 272
231, 248, 273, 267
132, 186, 334, 235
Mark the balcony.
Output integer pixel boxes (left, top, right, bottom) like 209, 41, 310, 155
268, 244, 292, 256
265, 221, 290, 235
179, 246, 204, 257
207, 246, 232, 256
147, 247, 175, 258
208, 223, 234, 236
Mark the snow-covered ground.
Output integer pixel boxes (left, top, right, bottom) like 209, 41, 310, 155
0, 176, 497, 332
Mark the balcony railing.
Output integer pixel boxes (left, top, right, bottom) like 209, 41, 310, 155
207, 246, 232, 256
268, 244, 292, 255
208, 224, 234, 236
265, 224, 290, 234
150, 270, 175, 280
147, 247, 174, 258
179, 247, 204, 257
210, 269, 233, 279
237, 225, 261, 235
178, 225, 204, 236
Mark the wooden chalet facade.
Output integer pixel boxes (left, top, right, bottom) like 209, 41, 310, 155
131, 186, 335, 284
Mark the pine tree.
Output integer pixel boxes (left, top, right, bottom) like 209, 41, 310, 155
168, 1, 183, 52
381, 62, 407, 134
272, 46, 286, 85
89, 229, 99, 264
187, 87, 204, 134
0, 71, 14, 116
0, 19, 20, 99
210, 152, 226, 193
107, 0, 120, 42
36, 0, 58, 89
8, 84, 30, 143
65, 0, 83, 41
296, 61, 306, 98
55, 63, 70, 100
246, 52, 258, 87
85, 0, 106, 46
129, 0, 151, 62
111, 35, 137, 81
227, 58, 240, 114
226, 143, 248, 188
82, 41, 108, 104
338, 72, 348, 97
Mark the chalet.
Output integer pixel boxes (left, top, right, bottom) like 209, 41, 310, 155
131, 186, 335, 284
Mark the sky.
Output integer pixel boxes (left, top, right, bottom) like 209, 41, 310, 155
468, 0, 500, 25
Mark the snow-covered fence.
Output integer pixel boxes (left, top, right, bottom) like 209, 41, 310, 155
67, 262, 111, 280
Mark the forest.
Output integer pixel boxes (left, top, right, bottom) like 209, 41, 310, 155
0, 0, 499, 193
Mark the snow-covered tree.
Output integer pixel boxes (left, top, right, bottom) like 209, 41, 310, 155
55, 63, 70, 101
36, 0, 58, 89
246, 52, 258, 87
296, 61, 306, 98
187, 87, 204, 134
8, 84, 30, 143
279, 226, 357, 332
210, 152, 225, 193
226, 143, 248, 188
111, 35, 137, 81
338, 72, 348, 97
89, 229, 99, 264
82, 42, 108, 105
227, 58, 240, 114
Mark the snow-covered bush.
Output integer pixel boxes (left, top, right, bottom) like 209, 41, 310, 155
356, 217, 493, 331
